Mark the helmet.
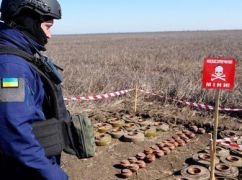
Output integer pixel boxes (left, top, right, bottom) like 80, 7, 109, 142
0, 0, 61, 21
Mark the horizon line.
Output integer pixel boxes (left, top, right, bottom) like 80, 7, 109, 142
53, 29, 242, 36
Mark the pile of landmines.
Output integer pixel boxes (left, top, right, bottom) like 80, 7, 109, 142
217, 130, 242, 151
94, 114, 170, 146
117, 127, 206, 178
175, 130, 242, 180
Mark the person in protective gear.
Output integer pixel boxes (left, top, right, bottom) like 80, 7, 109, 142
0, 0, 69, 179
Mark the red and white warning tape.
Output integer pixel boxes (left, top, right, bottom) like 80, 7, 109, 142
139, 89, 242, 112
63, 88, 242, 112
64, 89, 134, 101
216, 137, 242, 150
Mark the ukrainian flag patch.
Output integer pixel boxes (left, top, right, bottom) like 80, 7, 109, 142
1, 78, 19, 88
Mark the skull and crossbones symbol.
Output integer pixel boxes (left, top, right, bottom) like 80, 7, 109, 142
211, 65, 226, 81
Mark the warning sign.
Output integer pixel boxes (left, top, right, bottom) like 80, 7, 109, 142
202, 57, 236, 90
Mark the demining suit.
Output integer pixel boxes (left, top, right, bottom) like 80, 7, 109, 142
0, 0, 70, 179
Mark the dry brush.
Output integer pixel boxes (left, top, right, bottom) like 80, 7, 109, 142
46, 31, 242, 108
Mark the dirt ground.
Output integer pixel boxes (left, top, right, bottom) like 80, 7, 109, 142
63, 98, 242, 180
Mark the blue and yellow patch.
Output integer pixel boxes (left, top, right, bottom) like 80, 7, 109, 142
1, 78, 19, 88
0, 78, 25, 102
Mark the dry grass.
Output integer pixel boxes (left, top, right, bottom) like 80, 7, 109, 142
46, 30, 242, 107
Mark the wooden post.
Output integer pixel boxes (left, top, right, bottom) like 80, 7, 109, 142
209, 132, 213, 154
210, 90, 221, 180
209, 133, 214, 180
134, 85, 138, 113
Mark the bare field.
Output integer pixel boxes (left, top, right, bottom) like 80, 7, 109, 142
47, 30, 242, 107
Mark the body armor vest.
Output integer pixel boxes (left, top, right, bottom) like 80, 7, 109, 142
0, 45, 71, 156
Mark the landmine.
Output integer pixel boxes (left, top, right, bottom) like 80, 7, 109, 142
212, 163, 239, 179
204, 146, 230, 157
108, 127, 124, 139
220, 155, 242, 167
180, 165, 210, 180
95, 134, 112, 146
192, 153, 220, 167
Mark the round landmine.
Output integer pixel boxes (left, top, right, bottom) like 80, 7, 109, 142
219, 130, 240, 139
137, 118, 154, 126
155, 122, 169, 132
127, 164, 139, 172
183, 137, 191, 143
120, 160, 130, 168
190, 126, 199, 133
224, 131, 236, 137
167, 138, 176, 144
128, 157, 137, 164
163, 139, 170, 143
212, 163, 239, 178
183, 130, 192, 135
136, 118, 146, 125
220, 155, 242, 167
181, 165, 210, 180
95, 133, 112, 146
145, 154, 156, 163
176, 131, 185, 136
177, 139, 186, 147
109, 127, 125, 139
136, 153, 146, 160
95, 123, 113, 133
139, 125, 148, 131
124, 123, 139, 132
154, 150, 164, 158
230, 148, 242, 157
197, 128, 206, 134
123, 131, 145, 143
180, 133, 189, 140
144, 147, 154, 155
93, 122, 103, 129
173, 141, 179, 147
163, 142, 173, 147
156, 142, 166, 149
186, 132, 196, 139
122, 114, 134, 123
121, 169, 133, 178
135, 160, 146, 168
109, 119, 125, 128
150, 145, 160, 151
172, 135, 181, 141
94, 131, 102, 137
164, 142, 176, 150
161, 147, 171, 155
144, 126, 157, 138
193, 153, 219, 167
205, 146, 230, 157
182, 130, 193, 136
168, 144, 176, 151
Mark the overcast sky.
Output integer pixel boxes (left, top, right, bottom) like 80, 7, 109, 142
1, 0, 242, 34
